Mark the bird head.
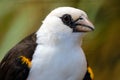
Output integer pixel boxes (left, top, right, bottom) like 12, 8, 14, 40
37, 7, 94, 45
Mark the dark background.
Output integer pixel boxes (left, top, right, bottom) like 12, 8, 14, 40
0, 0, 120, 80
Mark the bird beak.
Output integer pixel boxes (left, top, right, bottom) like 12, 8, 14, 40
74, 18, 95, 32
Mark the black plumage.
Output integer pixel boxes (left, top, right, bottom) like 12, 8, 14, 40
0, 33, 37, 80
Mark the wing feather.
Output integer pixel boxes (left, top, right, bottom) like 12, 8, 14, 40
83, 66, 94, 80
0, 33, 37, 80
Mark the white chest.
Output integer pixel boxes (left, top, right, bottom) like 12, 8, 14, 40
27, 45, 87, 80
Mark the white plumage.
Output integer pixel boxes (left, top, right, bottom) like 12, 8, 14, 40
27, 7, 94, 80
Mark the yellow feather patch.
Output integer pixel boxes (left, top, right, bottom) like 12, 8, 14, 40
19, 56, 31, 68
88, 66, 94, 80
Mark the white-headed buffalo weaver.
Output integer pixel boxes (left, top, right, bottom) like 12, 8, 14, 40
0, 7, 94, 80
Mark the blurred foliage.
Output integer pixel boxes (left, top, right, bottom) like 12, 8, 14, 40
0, 0, 120, 80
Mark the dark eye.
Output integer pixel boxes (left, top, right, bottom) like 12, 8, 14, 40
79, 17, 83, 20
61, 14, 72, 26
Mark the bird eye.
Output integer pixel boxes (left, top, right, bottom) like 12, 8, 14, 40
79, 17, 83, 20
61, 14, 72, 25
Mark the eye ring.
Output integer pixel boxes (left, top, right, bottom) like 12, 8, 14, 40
61, 14, 72, 25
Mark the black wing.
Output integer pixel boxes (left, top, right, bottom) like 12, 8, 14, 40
0, 33, 37, 80
83, 66, 94, 80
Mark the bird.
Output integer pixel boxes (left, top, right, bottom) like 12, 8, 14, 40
0, 7, 94, 80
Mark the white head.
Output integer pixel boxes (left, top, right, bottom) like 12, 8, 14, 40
36, 7, 94, 46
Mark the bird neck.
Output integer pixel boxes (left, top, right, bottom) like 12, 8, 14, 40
36, 30, 83, 48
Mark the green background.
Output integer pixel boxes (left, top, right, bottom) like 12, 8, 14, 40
0, 0, 120, 80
